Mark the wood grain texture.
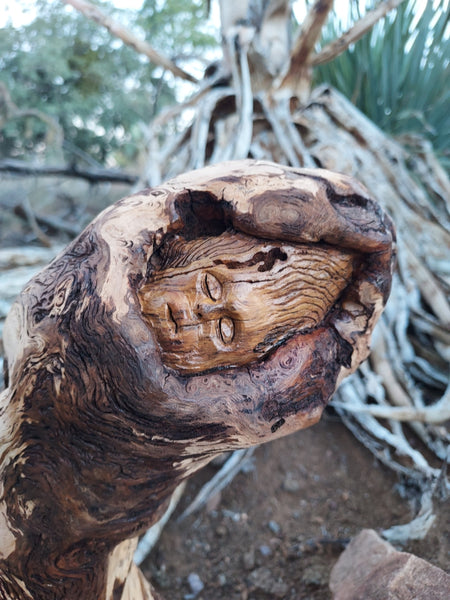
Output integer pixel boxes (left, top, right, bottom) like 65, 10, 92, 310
0, 160, 395, 599
139, 232, 356, 373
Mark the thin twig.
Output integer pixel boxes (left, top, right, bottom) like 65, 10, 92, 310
337, 380, 439, 478
14, 205, 82, 238
134, 482, 186, 565
178, 448, 255, 521
20, 196, 52, 248
311, 0, 407, 66
152, 73, 232, 132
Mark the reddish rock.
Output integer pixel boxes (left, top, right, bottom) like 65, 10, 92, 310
330, 529, 450, 600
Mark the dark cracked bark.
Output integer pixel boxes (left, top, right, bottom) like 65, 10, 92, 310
0, 160, 395, 599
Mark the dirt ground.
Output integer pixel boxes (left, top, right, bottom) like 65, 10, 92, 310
142, 412, 449, 600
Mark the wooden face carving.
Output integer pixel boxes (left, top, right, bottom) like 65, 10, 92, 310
139, 232, 356, 374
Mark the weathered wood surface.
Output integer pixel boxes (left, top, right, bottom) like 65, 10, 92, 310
0, 160, 395, 599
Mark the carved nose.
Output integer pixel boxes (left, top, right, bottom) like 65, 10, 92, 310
167, 303, 205, 329
166, 304, 180, 331
195, 301, 222, 321
167, 299, 222, 330
167, 304, 194, 329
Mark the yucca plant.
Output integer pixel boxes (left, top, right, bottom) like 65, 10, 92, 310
315, 0, 450, 169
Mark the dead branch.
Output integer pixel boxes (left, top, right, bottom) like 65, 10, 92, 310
61, 0, 198, 83
134, 483, 186, 565
311, 0, 407, 67
151, 72, 230, 132
13, 203, 82, 238
332, 384, 450, 425
19, 195, 52, 248
0, 158, 138, 184
178, 448, 255, 521
335, 379, 440, 479
233, 45, 254, 159
277, 0, 333, 94
189, 88, 232, 168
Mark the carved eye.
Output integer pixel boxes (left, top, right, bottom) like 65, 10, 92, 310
219, 317, 234, 344
204, 272, 222, 301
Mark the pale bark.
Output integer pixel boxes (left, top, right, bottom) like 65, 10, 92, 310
277, 0, 333, 97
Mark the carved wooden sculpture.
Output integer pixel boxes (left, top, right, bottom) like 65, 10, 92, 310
0, 160, 395, 599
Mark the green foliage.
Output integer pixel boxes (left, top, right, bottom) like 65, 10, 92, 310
0, 0, 217, 165
314, 0, 450, 168
137, 0, 215, 61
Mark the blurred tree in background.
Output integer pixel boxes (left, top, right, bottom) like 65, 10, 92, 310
0, 0, 217, 165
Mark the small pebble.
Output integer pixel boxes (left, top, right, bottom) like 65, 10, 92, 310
215, 524, 227, 536
268, 519, 281, 534
259, 544, 272, 556
282, 473, 300, 493
248, 567, 288, 598
301, 564, 328, 586
187, 572, 204, 596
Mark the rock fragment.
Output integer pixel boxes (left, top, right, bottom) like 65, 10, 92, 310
330, 528, 450, 600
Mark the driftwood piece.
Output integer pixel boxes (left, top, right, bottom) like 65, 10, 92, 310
0, 160, 395, 599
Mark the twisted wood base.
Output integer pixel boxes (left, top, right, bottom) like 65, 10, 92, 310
0, 160, 395, 599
